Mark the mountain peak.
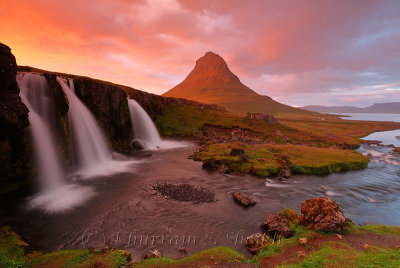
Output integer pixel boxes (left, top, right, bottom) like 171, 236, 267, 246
163, 52, 315, 116
183, 51, 241, 86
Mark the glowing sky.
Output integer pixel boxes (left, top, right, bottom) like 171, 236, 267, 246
1, 0, 400, 107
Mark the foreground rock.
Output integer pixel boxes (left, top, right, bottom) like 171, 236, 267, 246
243, 233, 270, 254
232, 192, 256, 207
144, 249, 162, 259
261, 209, 299, 239
299, 197, 348, 232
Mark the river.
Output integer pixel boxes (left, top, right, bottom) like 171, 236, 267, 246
5, 113, 400, 261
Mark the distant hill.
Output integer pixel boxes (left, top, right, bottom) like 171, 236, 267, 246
162, 52, 317, 116
302, 103, 400, 114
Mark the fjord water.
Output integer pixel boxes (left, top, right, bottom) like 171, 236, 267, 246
8, 112, 400, 260
17, 73, 94, 212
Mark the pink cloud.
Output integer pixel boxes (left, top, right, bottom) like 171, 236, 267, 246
0, 0, 399, 105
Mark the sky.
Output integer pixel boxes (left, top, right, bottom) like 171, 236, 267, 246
1, 0, 400, 107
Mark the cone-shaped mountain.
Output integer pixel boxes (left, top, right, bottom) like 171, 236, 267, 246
163, 52, 315, 115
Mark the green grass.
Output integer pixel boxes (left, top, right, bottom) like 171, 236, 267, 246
194, 143, 369, 176
0, 226, 27, 268
135, 246, 247, 267
278, 242, 400, 268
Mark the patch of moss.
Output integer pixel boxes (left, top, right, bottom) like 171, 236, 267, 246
357, 225, 400, 236
0, 226, 28, 268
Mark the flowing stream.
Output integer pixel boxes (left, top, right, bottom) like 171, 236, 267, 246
6, 102, 400, 260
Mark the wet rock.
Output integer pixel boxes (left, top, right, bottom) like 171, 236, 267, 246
261, 209, 299, 239
144, 249, 162, 259
217, 163, 229, 173
394, 147, 400, 154
243, 233, 270, 254
299, 197, 348, 232
229, 148, 245, 156
232, 192, 256, 207
202, 158, 229, 173
131, 139, 146, 150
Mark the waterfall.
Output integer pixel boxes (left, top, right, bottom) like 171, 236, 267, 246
57, 77, 111, 170
127, 98, 186, 150
18, 73, 64, 190
127, 99, 162, 149
58, 77, 135, 178
18, 73, 94, 213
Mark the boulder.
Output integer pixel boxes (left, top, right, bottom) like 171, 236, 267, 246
202, 158, 229, 173
299, 197, 348, 232
243, 233, 270, 254
131, 139, 146, 150
144, 249, 162, 259
261, 209, 299, 238
232, 192, 256, 207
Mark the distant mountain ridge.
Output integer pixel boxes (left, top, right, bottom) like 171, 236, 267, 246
302, 102, 400, 114
163, 51, 317, 116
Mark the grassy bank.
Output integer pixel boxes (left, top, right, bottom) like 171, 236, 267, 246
194, 143, 369, 177
3, 219, 400, 268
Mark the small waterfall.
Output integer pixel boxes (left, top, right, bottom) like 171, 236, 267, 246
127, 98, 162, 149
18, 73, 64, 190
18, 73, 94, 213
127, 98, 186, 150
57, 77, 111, 170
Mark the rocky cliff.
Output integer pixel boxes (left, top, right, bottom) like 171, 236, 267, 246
0, 43, 31, 197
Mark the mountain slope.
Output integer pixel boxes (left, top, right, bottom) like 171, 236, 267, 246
303, 102, 400, 114
163, 52, 317, 116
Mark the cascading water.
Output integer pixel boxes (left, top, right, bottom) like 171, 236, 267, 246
18, 73, 94, 213
127, 98, 187, 150
58, 77, 135, 177
18, 73, 64, 190
127, 98, 163, 149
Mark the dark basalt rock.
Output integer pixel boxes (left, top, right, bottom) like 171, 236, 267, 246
232, 192, 256, 207
0, 43, 31, 197
299, 197, 348, 232
73, 78, 132, 153
202, 158, 230, 173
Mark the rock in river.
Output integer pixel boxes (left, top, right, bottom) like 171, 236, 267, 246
232, 192, 256, 207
